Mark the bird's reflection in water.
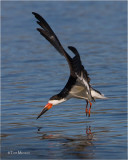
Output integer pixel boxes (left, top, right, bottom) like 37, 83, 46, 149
37, 126, 94, 159
86, 126, 93, 140
37, 126, 93, 140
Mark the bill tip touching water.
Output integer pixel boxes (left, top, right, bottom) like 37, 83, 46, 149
32, 12, 108, 119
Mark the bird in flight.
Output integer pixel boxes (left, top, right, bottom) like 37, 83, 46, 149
32, 12, 107, 119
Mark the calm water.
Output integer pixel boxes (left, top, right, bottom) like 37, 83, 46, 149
1, 1, 127, 159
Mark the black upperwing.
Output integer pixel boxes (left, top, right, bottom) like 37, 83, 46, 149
68, 46, 92, 101
68, 46, 90, 84
32, 12, 74, 75
32, 13, 92, 100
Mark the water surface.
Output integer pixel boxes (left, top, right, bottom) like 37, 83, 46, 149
1, 1, 127, 159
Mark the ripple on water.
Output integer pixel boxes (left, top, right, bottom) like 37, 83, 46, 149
1, 1, 127, 159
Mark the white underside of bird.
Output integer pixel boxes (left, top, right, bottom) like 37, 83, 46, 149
48, 86, 107, 105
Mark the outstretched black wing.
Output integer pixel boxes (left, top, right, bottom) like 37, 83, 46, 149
32, 12, 92, 100
68, 46, 92, 100
32, 12, 73, 75
68, 46, 90, 83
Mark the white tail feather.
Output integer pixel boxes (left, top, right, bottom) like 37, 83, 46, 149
91, 88, 107, 99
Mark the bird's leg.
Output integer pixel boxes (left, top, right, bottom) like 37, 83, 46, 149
88, 101, 92, 117
85, 100, 88, 116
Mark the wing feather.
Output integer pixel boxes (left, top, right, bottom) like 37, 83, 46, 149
32, 12, 92, 101
32, 12, 73, 74
69, 83, 89, 100
68, 46, 92, 101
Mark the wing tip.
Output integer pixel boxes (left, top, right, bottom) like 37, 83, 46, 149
32, 12, 37, 16
37, 28, 41, 31
68, 46, 79, 56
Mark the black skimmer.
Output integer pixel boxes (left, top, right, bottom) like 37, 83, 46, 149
32, 12, 107, 119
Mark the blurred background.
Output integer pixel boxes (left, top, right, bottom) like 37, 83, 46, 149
1, 1, 127, 159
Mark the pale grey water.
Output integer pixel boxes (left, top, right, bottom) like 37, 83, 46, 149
1, 1, 127, 160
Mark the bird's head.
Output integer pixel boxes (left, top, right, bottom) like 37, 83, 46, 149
36, 94, 66, 119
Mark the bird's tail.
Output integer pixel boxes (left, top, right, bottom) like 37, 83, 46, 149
91, 88, 108, 99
